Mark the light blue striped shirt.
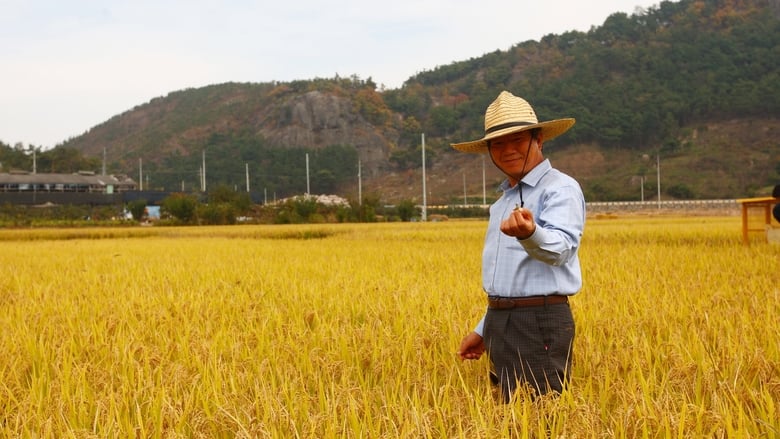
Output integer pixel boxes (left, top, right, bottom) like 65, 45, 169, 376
474, 159, 585, 336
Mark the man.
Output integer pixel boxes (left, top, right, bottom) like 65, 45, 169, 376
453, 91, 585, 402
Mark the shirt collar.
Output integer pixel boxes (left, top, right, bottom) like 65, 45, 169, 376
499, 159, 552, 191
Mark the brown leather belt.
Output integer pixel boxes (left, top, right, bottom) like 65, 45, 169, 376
487, 295, 569, 309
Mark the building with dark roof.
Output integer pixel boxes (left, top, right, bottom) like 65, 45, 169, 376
0, 171, 137, 205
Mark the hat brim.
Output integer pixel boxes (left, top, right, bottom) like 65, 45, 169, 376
451, 118, 575, 153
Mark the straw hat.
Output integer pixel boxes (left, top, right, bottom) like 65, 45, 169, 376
450, 91, 575, 153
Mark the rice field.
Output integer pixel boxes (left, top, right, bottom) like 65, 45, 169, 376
0, 216, 778, 438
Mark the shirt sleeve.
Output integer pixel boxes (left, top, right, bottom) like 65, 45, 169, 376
474, 313, 486, 337
518, 184, 584, 266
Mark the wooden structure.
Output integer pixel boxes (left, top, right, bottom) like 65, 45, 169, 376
736, 197, 780, 245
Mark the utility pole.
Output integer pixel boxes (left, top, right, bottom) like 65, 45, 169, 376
139, 158, 143, 191
421, 133, 427, 222
482, 155, 486, 206
358, 159, 362, 206
202, 150, 206, 192
656, 153, 661, 209
463, 172, 467, 206
245, 163, 250, 192
305, 153, 310, 195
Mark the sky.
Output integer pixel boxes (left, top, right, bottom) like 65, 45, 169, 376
1, 0, 664, 149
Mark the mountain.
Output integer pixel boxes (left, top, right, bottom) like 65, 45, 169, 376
61, 0, 780, 203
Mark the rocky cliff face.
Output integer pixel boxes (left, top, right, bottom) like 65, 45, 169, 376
258, 91, 394, 177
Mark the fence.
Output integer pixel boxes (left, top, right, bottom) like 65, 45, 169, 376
586, 199, 739, 214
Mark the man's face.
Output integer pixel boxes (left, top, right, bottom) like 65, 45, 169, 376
488, 130, 544, 183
